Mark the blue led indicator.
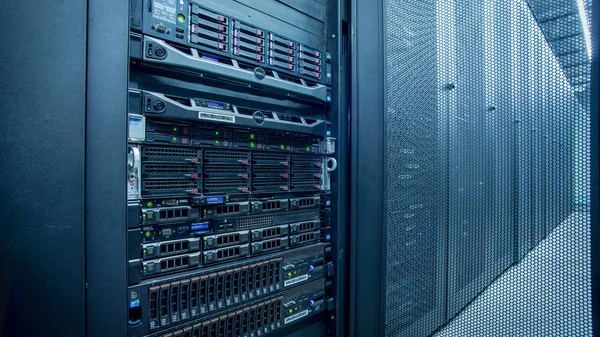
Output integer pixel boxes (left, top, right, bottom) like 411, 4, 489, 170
130, 300, 140, 308
207, 101, 225, 109
191, 223, 210, 231
326, 131, 331, 136
326, 201, 331, 206
206, 196, 224, 204
326, 234, 331, 240
417, 232, 423, 236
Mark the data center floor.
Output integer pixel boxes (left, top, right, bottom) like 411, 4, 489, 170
435, 211, 592, 337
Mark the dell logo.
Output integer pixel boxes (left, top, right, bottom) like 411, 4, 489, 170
253, 111, 265, 125
254, 67, 266, 80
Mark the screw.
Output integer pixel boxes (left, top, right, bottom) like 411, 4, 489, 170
331, 34, 336, 39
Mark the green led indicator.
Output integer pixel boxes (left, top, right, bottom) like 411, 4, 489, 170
173, 127, 178, 131
146, 201, 153, 207
143, 249, 147, 253
215, 140, 219, 145
145, 231, 151, 237
177, 13, 186, 22
250, 133, 255, 139
250, 142, 255, 148
172, 137, 177, 141
305, 146, 310, 152
280, 144, 285, 150
215, 131, 219, 136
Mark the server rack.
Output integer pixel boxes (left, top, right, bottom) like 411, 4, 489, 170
85, 0, 350, 337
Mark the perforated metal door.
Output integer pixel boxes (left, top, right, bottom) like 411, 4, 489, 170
382, 0, 592, 336
384, 1, 447, 336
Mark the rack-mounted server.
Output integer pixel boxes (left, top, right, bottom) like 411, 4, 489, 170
126, 1, 339, 336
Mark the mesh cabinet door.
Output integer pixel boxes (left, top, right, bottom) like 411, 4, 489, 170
383, 1, 447, 336
357, 0, 592, 336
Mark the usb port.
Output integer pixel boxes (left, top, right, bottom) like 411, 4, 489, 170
176, 33, 184, 39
